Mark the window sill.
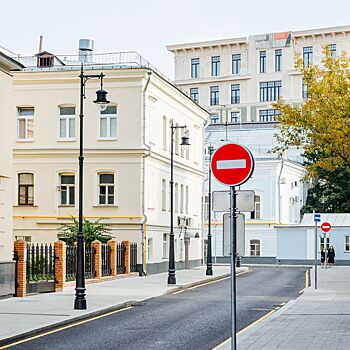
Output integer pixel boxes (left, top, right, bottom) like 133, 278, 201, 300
92, 205, 119, 208
98, 138, 118, 141
57, 139, 76, 142
14, 205, 38, 207
58, 205, 75, 208
16, 139, 34, 143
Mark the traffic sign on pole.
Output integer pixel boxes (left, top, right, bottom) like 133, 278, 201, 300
321, 222, 331, 233
211, 143, 254, 187
314, 213, 321, 222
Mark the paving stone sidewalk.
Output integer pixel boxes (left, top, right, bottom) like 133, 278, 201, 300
217, 266, 350, 350
0, 265, 240, 343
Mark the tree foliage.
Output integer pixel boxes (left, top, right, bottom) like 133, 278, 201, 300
58, 217, 112, 246
273, 46, 350, 176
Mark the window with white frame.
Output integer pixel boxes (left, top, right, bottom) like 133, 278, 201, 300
180, 184, 184, 214
98, 173, 115, 205
161, 179, 167, 211
17, 107, 34, 141
329, 44, 336, 59
251, 195, 261, 219
185, 186, 189, 214
147, 238, 153, 260
163, 233, 168, 259
59, 107, 75, 140
345, 236, 350, 252
99, 105, 117, 139
18, 173, 34, 205
163, 116, 167, 151
320, 236, 330, 251
175, 183, 179, 213
250, 240, 261, 256
231, 111, 240, 123
59, 174, 75, 205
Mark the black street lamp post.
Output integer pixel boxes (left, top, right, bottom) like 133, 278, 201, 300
168, 120, 190, 285
206, 145, 214, 275
74, 65, 109, 310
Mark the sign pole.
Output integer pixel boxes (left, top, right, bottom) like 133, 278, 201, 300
314, 210, 317, 290
230, 186, 237, 350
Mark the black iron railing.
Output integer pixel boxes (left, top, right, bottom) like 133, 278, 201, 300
26, 243, 55, 282
85, 245, 96, 279
66, 245, 76, 281
130, 243, 138, 273
116, 243, 126, 274
101, 244, 111, 276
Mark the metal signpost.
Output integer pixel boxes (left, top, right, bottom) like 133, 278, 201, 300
314, 212, 321, 289
211, 143, 254, 350
223, 213, 245, 257
321, 222, 331, 269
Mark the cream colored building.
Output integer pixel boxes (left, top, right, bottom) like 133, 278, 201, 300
9, 48, 208, 273
167, 25, 350, 123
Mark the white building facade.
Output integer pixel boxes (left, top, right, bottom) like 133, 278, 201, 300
8, 48, 208, 274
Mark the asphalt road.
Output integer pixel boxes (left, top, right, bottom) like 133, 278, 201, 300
5, 267, 307, 350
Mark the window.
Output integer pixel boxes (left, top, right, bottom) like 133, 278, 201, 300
259, 109, 280, 122
59, 107, 75, 140
231, 111, 240, 123
250, 240, 261, 256
260, 51, 266, 73
303, 47, 313, 68
59, 174, 75, 205
251, 195, 261, 219
180, 184, 184, 214
98, 173, 114, 205
231, 84, 240, 104
320, 236, 330, 251
329, 44, 336, 59
191, 58, 200, 78
99, 105, 117, 139
185, 186, 189, 214
210, 114, 219, 124
175, 183, 179, 213
161, 179, 167, 211
18, 173, 34, 205
211, 56, 220, 76
275, 49, 282, 72
210, 86, 219, 105
232, 54, 241, 74
163, 234, 168, 259
37, 55, 54, 68
162, 116, 167, 151
17, 107, 34, 140
302, 82, 308, 99
260, 81, 282, 102
345, 236, 350, 252
147, 238, 153, 261
190, 88, 199, 104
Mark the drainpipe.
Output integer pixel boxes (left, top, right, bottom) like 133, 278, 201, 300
277, 159, 284, 224
140, 71, 152, 275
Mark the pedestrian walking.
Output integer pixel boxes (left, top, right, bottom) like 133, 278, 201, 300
321, 247, 327, 269
328, 245, 335, 267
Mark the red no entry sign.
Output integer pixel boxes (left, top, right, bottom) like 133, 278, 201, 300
211, 143, 254, 186
321, 222, 331, 233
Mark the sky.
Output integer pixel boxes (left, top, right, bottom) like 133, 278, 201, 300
2, 0, 350, 78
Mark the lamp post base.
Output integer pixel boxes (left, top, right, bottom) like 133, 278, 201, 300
74, 298, 87, 310
167, 275, 176, 285
206, 267, 213, 276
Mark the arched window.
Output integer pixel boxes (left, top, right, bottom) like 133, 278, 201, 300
161, 179, 167, 211
18, 173, 34, 205
59, 173, 75, 205
250, 240, 261, 256
98, 173, 115, 205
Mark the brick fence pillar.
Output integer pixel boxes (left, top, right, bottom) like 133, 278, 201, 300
14, 240, 26, 297
108, 240, 117, 276
54, 240, 66, 291
91, 240, 102, 279
122, 240, 130, 274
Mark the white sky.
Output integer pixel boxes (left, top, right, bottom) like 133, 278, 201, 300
2, 0, 350, 78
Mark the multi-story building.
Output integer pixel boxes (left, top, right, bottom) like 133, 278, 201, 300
167, 25, 350, 123
7, 42, 208, 274
167, 25, 350, 259
0, 47, 22, 297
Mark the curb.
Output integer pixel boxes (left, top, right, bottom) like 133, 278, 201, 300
0, 268, 241, 347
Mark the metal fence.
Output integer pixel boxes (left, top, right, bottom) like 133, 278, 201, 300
101, 244, 111, 276
130, 243, 138, 273
116, 243, 126, 274
85, 245, 96, 279
66, 245, 76, 281
26, 243, 54, 282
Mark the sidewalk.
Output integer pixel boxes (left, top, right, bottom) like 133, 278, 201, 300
0, 265, 241, 344
217, 266, 350, 350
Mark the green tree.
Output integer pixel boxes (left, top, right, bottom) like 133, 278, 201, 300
273, 46, 350, 176
58, 217, 112, 246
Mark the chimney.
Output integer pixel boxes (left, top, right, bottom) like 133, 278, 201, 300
78, 39, 94, 63
39, 35, 43, 53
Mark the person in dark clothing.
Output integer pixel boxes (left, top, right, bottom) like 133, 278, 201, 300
328, 245, 335, 267
321, 247, 327, 269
